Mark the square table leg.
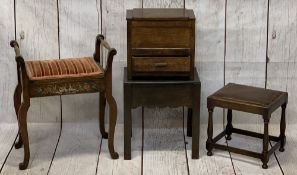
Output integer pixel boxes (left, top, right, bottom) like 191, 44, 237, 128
124, 84, 132, 160
187, 108, 192, 137
192, 84, 200, 159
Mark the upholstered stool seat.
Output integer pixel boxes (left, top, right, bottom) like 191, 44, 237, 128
25, 57, 104, 80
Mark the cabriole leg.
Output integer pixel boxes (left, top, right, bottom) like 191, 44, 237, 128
14, 84, 23, 149
18, 100, 30, 170
99, 92, 108, 139
106, 94, 119, 159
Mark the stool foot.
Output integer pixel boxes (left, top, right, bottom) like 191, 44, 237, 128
102, 133, 108, 139
279, 147, 285, 152
19, 162, 28, 170
15, 139, 23, 149
226, 135, 232, 140
262, 164, 268, 169
207, 151, 213, 156
111, 152, 119, 159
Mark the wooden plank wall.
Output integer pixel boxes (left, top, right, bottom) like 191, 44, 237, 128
0, 0, 296, 126
225, 0, 267, 127
0, 0, 16, 123
15, 0, 61, 123
186, 0, 225, 124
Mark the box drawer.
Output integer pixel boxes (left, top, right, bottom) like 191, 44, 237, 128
126, 8, 196, 80
132, 56, 190, 74
131, 27, 191, 48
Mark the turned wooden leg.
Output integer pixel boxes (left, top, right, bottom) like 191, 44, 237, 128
279, 103, 287, 152
262, 117, 270, 169
14, 84, 23, 149
106, 94, 119, 159
99, 92, 108, 139
206, 107, 214, 156
18, 101, 30, 170
226, 109, 233, 140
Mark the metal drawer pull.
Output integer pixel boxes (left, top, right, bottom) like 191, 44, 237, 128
154, 63, 168, 67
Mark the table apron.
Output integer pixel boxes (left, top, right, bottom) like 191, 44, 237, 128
130, 84, 197, 108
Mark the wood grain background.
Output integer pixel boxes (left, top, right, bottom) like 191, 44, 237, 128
0, 0, 296, 126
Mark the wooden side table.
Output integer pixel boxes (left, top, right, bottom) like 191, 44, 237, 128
206, 83, 288, 169
123, 67, 201, 160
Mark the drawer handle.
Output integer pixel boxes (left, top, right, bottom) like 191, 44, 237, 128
154, 63, 168, 67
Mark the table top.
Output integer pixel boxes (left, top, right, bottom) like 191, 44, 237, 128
208, 83, 288, 109
124, 67, 200, 85
126, 8, 195, 20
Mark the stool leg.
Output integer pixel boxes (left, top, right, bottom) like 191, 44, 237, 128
226, 109, 233, 140
279, 103, 287, 152
106, 94, 119, 159
14, 84, 23, 149
206, 108, 214, 156
18, 100, 30, 170
99, 92, 108, 139
262, 118, 270, 169
187, 108, 192, 137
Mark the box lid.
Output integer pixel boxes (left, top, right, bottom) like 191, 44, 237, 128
126, 8, 195, 20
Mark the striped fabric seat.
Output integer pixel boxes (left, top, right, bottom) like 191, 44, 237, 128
25, 57, 104, 80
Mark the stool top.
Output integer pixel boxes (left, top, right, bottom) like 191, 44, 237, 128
208, 83, 288, 115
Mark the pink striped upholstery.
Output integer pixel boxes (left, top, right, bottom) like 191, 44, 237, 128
25, 57, 104, 80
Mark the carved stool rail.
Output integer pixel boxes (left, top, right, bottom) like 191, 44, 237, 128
206, 83, 288, 169
10, 34, 119, 170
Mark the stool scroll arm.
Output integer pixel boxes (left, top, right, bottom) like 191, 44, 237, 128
94, 35, 119, 159
94, 35, 117, 138
94, 34, 117, 77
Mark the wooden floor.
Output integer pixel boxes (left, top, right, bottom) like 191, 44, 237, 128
0, 108, 295, 175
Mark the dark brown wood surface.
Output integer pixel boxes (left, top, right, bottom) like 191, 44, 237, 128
127, 8, 195, 79
123, 67, 201, 160
206, 83, 288, 169
132, 56, 190, 74
126, 8, 195, 20
207, 83, 288, 116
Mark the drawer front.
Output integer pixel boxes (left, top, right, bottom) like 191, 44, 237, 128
132, 56, 190, 74
131, 27, 191, 48
130, 20, 193, 48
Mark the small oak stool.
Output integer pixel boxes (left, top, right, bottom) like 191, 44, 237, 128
10, 34, 119, 170
206, 83, 288, 169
